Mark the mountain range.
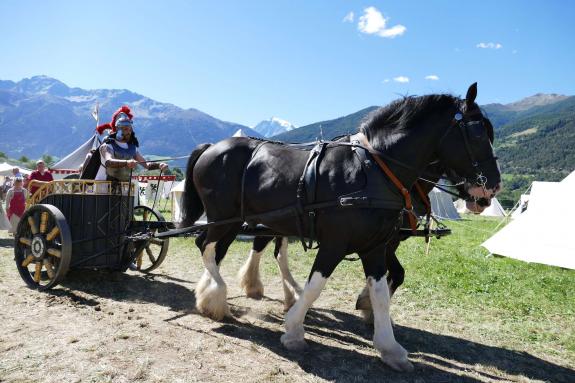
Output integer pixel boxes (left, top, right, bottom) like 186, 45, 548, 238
1, 76, 573, 192
0, 75, 261, 160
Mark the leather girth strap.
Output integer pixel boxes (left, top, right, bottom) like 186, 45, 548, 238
296, 142, 328, 251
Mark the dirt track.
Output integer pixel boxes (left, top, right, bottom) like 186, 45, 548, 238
1, 234, 574, 383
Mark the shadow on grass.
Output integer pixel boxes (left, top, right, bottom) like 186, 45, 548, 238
212, 307, 574, 383
59, 269, 197, 312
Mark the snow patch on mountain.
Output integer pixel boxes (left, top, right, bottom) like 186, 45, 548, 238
253, 117, 297, 137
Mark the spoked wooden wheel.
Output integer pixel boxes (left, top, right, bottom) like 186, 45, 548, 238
129, 205, 169, 273
15, 204, 72, 290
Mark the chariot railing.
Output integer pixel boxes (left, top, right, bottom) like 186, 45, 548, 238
27, 180, 136, 206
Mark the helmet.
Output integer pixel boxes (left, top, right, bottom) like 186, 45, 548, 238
115, 113, 133, 128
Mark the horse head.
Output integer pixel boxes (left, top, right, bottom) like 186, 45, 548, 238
436, 83, 501, 207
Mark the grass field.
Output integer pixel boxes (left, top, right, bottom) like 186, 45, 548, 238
1, 211, 574, 382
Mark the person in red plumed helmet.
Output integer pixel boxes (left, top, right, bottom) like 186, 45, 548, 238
90, 106, 167, 182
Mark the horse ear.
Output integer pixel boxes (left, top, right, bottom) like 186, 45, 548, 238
466, 82, 478, 106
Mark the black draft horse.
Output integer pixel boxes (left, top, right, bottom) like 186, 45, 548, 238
181, 84, 501, 371
236, 118, 496, 315
236, 158, 494, 316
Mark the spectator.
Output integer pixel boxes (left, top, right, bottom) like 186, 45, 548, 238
28, 160, 53, 195
2, 167, 22, 196
12, 167, 22, 179
5, 177, 28, 234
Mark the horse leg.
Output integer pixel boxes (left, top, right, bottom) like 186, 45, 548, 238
281, 246, 343, 351
361, 246, 413, 372
238, 236, 272, 299
274, 237, 302, 311
356, 238, 402, 324
194, 231, 211, 296
386, 247, 405, 298
195, 224, 241, 321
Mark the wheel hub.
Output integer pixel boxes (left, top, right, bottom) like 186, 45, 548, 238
31, 235, 46, 259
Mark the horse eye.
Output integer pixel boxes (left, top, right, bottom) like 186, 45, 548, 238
467, 121, 485, 139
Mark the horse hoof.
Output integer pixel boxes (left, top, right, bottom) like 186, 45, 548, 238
198, 304, 230, 321
245, 286, 264, 300
379, 353, 414, 372
281, 333, 307, 351
196, 284, 229, 321
385, 358, 414, 372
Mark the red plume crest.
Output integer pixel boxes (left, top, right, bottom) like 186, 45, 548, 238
96, 105, 133, 135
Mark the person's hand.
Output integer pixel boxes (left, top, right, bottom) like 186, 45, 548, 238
126, 159, 138, 169
159, 162, 168, 171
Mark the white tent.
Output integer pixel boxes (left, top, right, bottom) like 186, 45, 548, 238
51, 134, 100, 179
480, 197, 506, 217
482, 173, 575, 269
232, 129, 249, 137
429, 187, 460, 220
170, 179, 186, 222
0, 162, 32, 176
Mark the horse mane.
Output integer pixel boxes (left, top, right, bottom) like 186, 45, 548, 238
359, 94, 459, 149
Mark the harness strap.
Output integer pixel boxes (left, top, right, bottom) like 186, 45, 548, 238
369, 152, 418, 234
414, 181, 431, 216
413, 180, 432, 242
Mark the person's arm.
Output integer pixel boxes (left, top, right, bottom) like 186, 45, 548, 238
27, 174, 51, 192
134, 151, 168, 171
5, 189, 13, 212
100, 144, 138, 169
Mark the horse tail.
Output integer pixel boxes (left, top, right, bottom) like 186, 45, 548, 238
180, 143, 212, 228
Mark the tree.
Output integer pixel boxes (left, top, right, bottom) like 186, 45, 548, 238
42, 154, 55, 167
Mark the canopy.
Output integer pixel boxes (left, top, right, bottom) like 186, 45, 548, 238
51, 134, 100, 174
480, 197, 506, 217
482, 174, 575, 269
429, 188, 460, 220
0, 162, 32, 176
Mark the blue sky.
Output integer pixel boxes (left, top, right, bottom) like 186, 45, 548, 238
1, 0, 574, 127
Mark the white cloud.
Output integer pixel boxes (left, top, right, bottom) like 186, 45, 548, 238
357, 7, 406, 39
476, 42, 503, 49
393, 76, 409, 83
382, 79, 390, 83
425, 75, 439, 81
343, 12, 354, 23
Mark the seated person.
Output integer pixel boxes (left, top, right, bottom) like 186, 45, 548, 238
94, 108, 167, 183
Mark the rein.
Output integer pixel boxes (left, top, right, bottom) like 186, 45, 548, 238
350, 133, 419, 234
368, 152, 418, 234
